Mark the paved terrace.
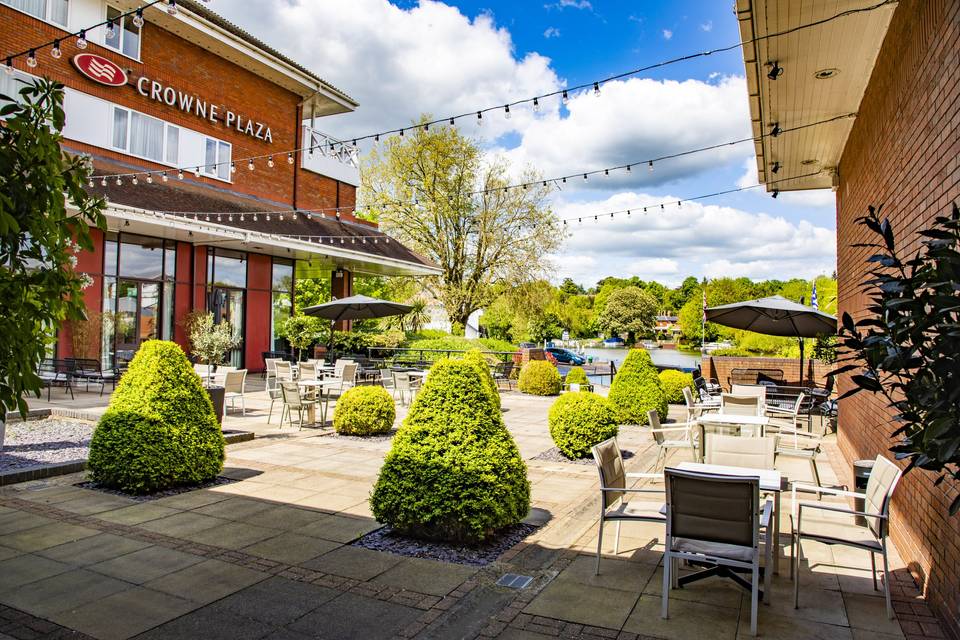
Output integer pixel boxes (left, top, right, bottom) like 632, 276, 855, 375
0, 385, 940, 640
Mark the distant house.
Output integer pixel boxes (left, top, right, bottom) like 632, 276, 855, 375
654, 314, 680, 337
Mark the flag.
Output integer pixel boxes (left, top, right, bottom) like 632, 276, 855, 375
702, 290, 707, 322
811, 282, 819, 310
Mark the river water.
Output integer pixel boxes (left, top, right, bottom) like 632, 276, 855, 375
579, 347, 702, 372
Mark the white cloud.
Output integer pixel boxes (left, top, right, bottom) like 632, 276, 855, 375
543, 26, 561, 38
662, 29, 673, 40
498, 76, 752, 189
736, 157, 836, 207
544, 0, 592, 10
700, 21, 713, 32
549, 191, 836, 286
207, 0, 563, 140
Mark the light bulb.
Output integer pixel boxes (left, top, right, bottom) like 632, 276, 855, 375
476, 111, 482, 126
76, 30, 87, 49
105, 20, 116, 39
247, 159, 254, 171
267, 156, 274, 168
4, 58, 13, 75
100, 178, 107, 187
504, 105, 511, 119
593, 81, 601, 97
51, 41, 62, 59
131, 176, 138, 185
161, 172, 168, 182
133, 9, 144, 27
27, 51, 37, 68
115, 177, 122, 186
287, 152, 294, 164
177, 170, 184, 180
561, 90, 569, 105
648, 160, 654, 172
167, 0, 178, 16
146, 174, 153, 184
533, 97, 540, 112
230, 162, 236, 174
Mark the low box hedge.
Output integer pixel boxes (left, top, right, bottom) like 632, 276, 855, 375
333, 385, 396, 435
518, 360, 562, 395
607, 349, 667, 425
549, 391, 618, 459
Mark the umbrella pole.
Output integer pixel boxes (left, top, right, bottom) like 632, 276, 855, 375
798, 337, 805, 387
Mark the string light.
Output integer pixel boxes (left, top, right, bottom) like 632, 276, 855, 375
146, 173, 153, 184
770, 122, 782, 137
26, 50, 37, 68
177, 170, 184, 180
105, 19, 116, 39
166, 0, 178, 16
131, 176, 138, 185
4, 58, 12, 75
504, 105, 511, 120
267, 156, 274, 168
247, 159, 255, 171
230, 162, 236, 174
533, 97, 540, 112
132, 8, 145, 28
76, 30, 87, 49
161, 172, 168, 182
287, 152, 294, 164
648, 160, 654, 172
593, 81, 601, 97
561, 90, 569, 105
50, 40, 61, 59
476, 111, 482, 126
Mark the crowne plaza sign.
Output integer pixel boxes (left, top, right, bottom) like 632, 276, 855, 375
136, 76, 274, 143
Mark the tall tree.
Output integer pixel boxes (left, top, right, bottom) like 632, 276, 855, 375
362, 118, 562, 329
0, 79, 105, 420
597, 286, 658, 344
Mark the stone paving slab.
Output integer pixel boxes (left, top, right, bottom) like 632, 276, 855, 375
53, 587, 199, 640
37, 533, 152, 567
143, 558, 268, 604
88, 546, 205, 584
241, 532, 340, 565
287, 592, 423, 640
300, 544, 404, 581
372, 556, 479, 597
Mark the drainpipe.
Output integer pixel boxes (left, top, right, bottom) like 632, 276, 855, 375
293, 103, 302, 211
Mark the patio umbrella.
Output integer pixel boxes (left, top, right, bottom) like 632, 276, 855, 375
301, 295, 413, 353
704, 295, 836, 385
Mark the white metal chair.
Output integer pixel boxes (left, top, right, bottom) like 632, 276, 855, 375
590, 437, 664, 574
793, 455, 903, 619
721, 393, 764, 417
647, 410, 697, 472
731, 384, 767, 407
279, 381, 317, 430
766, 394, 824, 490
682, 385, 718, 423
662, 468, 773, 636
393, 371, 419, 406
264, 358, 281, 389
275, 361, 295, 384
380, 368, 395, 392
224, 369, 247, 416
299, 361, 319, 381
704, 433, 777, 470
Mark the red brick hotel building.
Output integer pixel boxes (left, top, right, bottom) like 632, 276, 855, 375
1, 0, 438, 371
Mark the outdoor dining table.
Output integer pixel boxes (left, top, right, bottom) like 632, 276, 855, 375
676, 461, 786, 576
296, 379, 342, 425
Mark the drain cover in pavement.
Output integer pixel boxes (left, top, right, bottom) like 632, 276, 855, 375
496, 573, 533, 589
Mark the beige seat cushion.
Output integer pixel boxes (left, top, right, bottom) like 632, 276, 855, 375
671, 537, 755, 563
608, 501, 666, 521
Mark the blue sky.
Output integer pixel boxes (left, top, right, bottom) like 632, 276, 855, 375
209, 0, 837, 287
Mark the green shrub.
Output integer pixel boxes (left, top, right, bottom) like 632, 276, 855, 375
88, 341, 224, 493
462, 349, 500, 409
518, 360, 562, 395
333, 386, 396, 435
658, 369, 694, 404
564, 366, 590, 387
607, 349, 667, 425
370, 359, 529, 543
400, 335, 517, 362
549, 392, 618, 459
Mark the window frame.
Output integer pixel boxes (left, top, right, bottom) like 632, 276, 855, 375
1, 0, 70, 29
201, 137, 232, 181
102, 3, 141, 61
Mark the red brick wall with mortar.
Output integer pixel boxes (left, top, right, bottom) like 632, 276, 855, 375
836, 0, 960, 635
700, 356, 832, 391
0, 5, 358, 221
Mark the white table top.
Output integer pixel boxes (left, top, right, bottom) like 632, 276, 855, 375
676, 461, 782, 492
697, 413, 770, 426
408, 370, 429, 378
297, 379, 342, 388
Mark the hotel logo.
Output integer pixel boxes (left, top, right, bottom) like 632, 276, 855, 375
72, 53, 128, 87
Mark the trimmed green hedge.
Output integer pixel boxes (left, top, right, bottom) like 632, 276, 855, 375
607, 349, 667, 425
518, 360, 562, 395
88, 341, 224, 493
564, 366, 589, 386
549, 392, 618, 459
463, 349, 500, 409
370, 359, 530, 543
658, 369, 694, 404
333, 386, 396, 435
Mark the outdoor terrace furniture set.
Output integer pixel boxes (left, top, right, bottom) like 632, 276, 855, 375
591, 426, 903, 636
37, 358, 122, 399
264, 358, 360, 428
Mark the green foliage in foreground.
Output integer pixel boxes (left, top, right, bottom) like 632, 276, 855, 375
88, 341, 224, 493
462, 349, 500, 409
608, 349, 667, 425
549, 392, 618, 459
370, 359, 530, 542
333, 385, 396, 435
564, 366, 590, 386
402, 335, 517, 358
658, 369, 694, 404
518, 360, 562, 396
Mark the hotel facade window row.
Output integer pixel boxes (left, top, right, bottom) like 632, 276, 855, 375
1, 0, 440, 371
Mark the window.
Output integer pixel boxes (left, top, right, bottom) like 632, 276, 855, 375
208, 249, 247, 289
111, 106, 180, 166
271, 259, 293, 352
202, 138, 231, 181
2, 0, 68, 27
103, 5, 140, 59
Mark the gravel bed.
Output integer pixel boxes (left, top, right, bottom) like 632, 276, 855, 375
353, 523, 539, 567
76, 476, 237, 502
325, 429, 398, 443
0, 418, 94, 472
530, 446, 634, 466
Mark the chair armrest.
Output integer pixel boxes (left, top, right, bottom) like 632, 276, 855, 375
626, 473, 663, 480
600, 486, 663, 494
760, 500, 773, 529
798, 501, 887, 520
650, 426, 692, 434
775, 427, 820, 439
791, 484, 859, 503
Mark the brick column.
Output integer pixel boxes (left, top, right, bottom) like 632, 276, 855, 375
331, 268, 353, 331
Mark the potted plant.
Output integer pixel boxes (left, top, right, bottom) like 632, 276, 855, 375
278, 315, 322, 362
185, 311, 241, 424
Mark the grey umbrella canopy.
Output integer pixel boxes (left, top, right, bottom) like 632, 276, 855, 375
705, 295, 836, 385
301, 295, 413, 354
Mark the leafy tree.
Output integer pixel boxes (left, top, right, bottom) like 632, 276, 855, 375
597, 287, 658, 344
0, 78, 105, 421
278, 315, 324, 360
665, 276, 700, 312
559, 278, 585, 296
184, 311, 242, 382
363, 117, 562, 328
528, 312, 564, 344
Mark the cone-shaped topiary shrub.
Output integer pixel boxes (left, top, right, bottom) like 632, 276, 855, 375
658, 369, 694, 404
88, 340, 224, 493
518, 360, 562, 395
370, 359, 530, 543
564, 366, 590, 386
463, 349, 500, 409
607, 349, 667, 425
333, 386, 396, 435
549, 391, 618, 459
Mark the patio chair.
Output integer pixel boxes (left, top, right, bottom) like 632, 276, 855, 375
720, 394, 764, 417
731, 384, 767, 407
275, 361, 295, 384
793, 455, 903, 619
264, 357, 281, 389
38, 359, 73, 401
693, 375, 722, 402
590, 437, 664, 574
662, 468, 773, 636
492, 361, 516, 391
224, 369, 247, 416
704, 433, 777, 469
299, 362, 318, 381
682, 386, 718, 422
765, 394, 823, 490
67, 358, 118, 396
393, 371, 420, 406
279, 381, 317, 430
379, 368, 395, 392
648, 410, 697, 472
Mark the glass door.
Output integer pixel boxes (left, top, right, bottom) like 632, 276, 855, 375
211, 287, 245, 367
115, 280, 160, 366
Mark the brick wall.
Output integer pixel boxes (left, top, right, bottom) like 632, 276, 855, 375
700, 356, 832, 391
836, 0, 960, 635
0, 5, 358, 221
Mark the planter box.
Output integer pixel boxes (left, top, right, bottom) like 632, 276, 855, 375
205, 386, 225, 424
